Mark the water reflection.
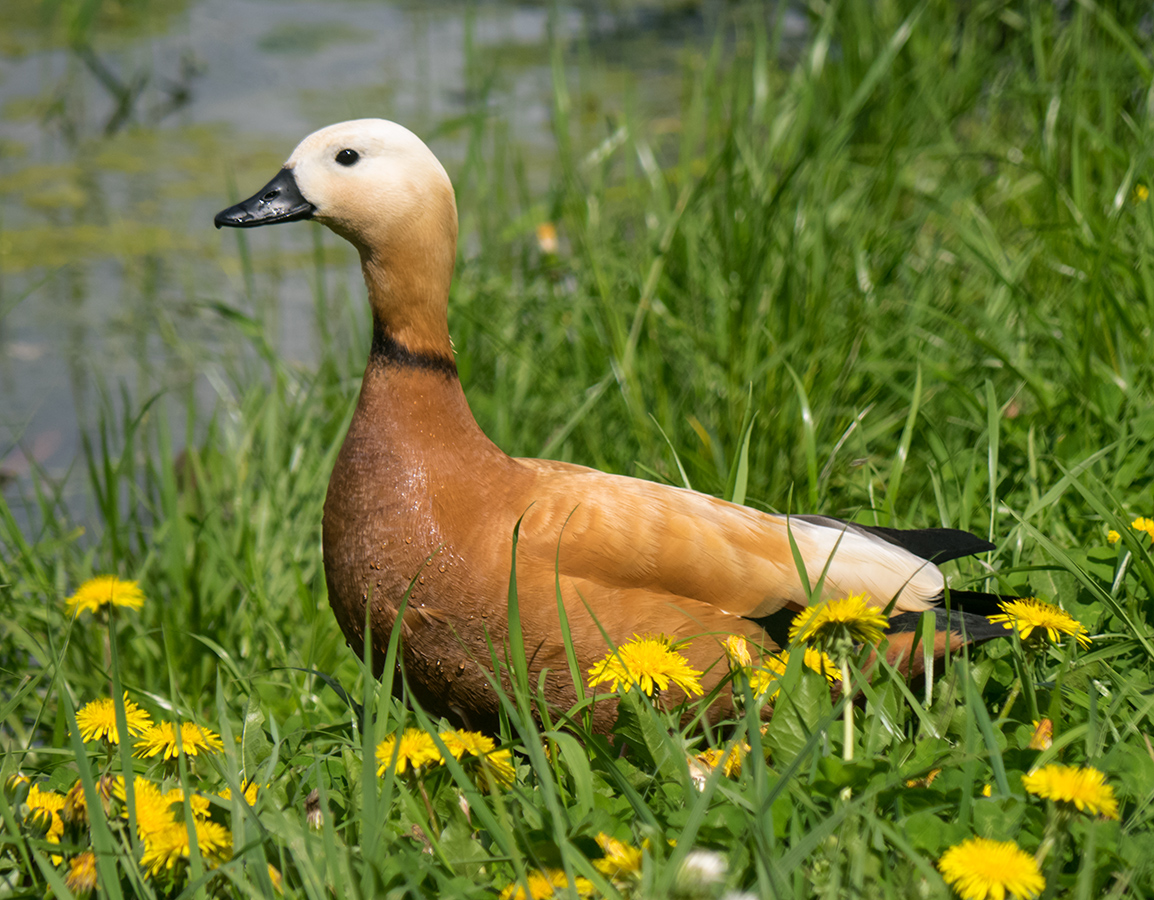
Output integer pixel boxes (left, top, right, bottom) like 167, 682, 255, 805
0, 0, 800, 517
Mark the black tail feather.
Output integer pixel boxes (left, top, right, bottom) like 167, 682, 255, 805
936, 589, 1017, 618
886, 608, 1009, 643
749, 592, 1017, 651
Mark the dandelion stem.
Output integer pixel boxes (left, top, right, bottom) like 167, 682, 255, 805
1019, 649, 1041, 723
1035, 806, 1066, 897
841, 658, 853, 762
1034, 830, 1056, 867
102, 608, 113, 690
416, 778, 440, 836
998, 676, 1022, 720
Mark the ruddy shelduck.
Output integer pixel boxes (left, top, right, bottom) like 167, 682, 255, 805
216, 119, 1008, 732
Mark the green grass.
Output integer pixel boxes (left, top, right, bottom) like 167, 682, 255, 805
4, 0, 1154, 896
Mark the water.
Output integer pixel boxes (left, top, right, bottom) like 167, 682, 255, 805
0, 0, 804, 522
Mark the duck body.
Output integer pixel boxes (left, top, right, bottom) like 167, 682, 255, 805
320, 333, 778, 731
216, 119, 1006, 732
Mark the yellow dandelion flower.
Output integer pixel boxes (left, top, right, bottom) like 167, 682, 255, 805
694, 747, 724, 772
724, 634, 753, 669
939, 836, 1044, 900
65, 851, 98, 897
140, 818, 232, 876
75, 695, 153, 744
988, 598, 1090, 648
536, 222, 559, 255
439, 728, 494, 760
376, 728, 442, 776
131, 783, 171, 827
802, 647, 842, 682
1107, 529, 1121, 544
981, 784, 993, 797
694, 742, 747, 779
594, 832, 642, 878
1135, 184, 1150, 203
1131, 517, 1154, 539
748, 659, 784, 699
499, 869, 594, 900
66, 575, 146, 615
117, 777, 176, 839
788, 594, 887, 651
723, 745, 749, 776
107, 775, 127, 801
439, 729, 515, 786
748, 648, 840, 700
164, 788, 211, 819
587, 634, 704, 698
134, 721, 223, 760
267, 864, 284, 894
119, 778, 213, 839
1021, 764, 1119, 819
219, 781, 260, 805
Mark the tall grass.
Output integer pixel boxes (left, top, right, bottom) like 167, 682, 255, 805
3, 1, 1154, 896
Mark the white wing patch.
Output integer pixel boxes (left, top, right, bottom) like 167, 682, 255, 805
785, 517, 942, 612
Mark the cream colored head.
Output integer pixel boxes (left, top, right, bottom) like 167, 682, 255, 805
284, 120, 453, 249
278, 119, 459, 355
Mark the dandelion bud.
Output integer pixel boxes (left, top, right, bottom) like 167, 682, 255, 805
62, 781, 89, 828
724, 635, 752, 670
65, 851, 98, 898
24, 806, 55, 838
4, 773, 29, 806
97, 774, 119, 807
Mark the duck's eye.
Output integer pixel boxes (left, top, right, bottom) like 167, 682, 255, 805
335, 149, 359, 166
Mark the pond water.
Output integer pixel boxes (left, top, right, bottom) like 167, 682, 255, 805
0, 0, 804, 522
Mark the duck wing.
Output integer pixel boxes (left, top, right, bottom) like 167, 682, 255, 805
511, 459, 976, 620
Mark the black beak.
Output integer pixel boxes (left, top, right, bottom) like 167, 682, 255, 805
214, 167, 315, 229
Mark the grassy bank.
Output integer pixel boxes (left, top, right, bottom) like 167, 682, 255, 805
3, 0, 1154, 896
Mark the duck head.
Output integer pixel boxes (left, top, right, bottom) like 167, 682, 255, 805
215, 119, 458, 356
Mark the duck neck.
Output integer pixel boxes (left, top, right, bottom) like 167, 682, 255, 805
348, 272, 493, 463
357, 215, 456, 361
342, 193, 497, 459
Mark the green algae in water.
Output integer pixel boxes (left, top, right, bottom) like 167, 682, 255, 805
257, 21, 373, 56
